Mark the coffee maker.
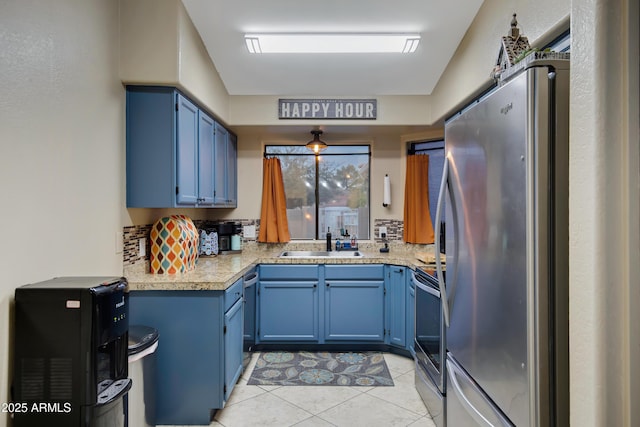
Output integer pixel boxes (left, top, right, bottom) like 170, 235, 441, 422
13, 277, 131, 427
217, 221, 242, 254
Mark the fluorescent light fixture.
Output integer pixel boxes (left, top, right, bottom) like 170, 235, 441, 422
244, 33, 420, 54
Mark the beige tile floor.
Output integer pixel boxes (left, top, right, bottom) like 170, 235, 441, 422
167, 352, 436, 427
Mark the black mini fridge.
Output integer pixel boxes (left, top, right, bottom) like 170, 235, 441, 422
13, 277, 132, 427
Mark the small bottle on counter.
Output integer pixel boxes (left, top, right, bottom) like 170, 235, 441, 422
335, 239, 341, 251
326, 227, 332, 251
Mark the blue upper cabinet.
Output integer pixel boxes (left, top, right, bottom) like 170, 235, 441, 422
176, 94, 199, 206
197, 110, 215, 206
213, 123, 238, 207
227, 133, 238, 206
126, 86, 235, 208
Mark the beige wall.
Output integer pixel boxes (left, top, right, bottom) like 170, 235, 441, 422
0, 1, 125, 424
120, 0, 230, 124
119, 0, 180, 85
431, 0, 570, 122
570, 0, 640, 425
229, 95, 433, 127
176, 0, 230, 125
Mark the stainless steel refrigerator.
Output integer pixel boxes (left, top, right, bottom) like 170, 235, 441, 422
438, 57, 570, 427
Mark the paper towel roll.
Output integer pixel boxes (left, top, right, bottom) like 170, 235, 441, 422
383, 174, 391, 206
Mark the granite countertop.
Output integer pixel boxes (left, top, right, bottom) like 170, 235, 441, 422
124, 243, 441, 291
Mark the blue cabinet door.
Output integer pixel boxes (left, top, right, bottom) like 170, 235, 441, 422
226, 133, 238, 206
128, 291, 224, 425
213, 123, 238, 207
197, 110, 215, 205
224, 298, 244, 402
258, 281, 319, 341
387, 266, 407, 348
176, 94, 199, 206
126, 87, 176, 207
324, 280, 385, 341
213, 123, 229, 206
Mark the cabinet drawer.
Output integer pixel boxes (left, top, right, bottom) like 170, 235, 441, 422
259, 265, 319, 280
325, 264, 384, 280
225, 278, 243, 312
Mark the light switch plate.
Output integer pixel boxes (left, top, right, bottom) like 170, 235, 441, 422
378, 226, 387, 239
244, 225, 256, 239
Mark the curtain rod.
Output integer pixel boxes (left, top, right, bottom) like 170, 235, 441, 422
264, 152, 371, 158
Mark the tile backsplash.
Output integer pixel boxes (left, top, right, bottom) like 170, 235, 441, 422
123, 224, 151, 266
122, 218, 404, 266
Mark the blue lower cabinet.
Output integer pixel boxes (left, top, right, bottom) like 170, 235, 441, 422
387, 266, 407, 348
324, 280, 385, 341
258, 281, 319, 342
255, 264, 414, 352
128, 282, 243, 425
224, 297, 244, 401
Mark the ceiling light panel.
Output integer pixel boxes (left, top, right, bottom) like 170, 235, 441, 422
244, 33, 421, 54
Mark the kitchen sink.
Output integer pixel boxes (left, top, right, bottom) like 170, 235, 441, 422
279, 250, 364, 258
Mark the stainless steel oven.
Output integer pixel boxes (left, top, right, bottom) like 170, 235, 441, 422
414, 267, 446, 427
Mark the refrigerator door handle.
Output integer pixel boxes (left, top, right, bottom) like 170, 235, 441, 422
435, 158, 450, 327
446, 359, 495, 427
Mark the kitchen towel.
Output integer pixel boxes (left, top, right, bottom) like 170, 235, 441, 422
383, 174, 391, 206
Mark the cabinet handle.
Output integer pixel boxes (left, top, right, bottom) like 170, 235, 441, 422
326, 282, 330, 287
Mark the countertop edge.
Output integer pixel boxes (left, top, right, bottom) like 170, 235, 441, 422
125, 251, 430, 291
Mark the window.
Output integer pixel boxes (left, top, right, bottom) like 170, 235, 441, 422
409, 140, 445, 228
546, 29, 570, 53
265, 145, 370, 240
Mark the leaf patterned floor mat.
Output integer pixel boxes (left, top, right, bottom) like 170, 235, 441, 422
247, 351, 394, 386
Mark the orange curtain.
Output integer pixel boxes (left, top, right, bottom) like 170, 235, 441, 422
258, 157, 291, 242
403, 154, 435, 243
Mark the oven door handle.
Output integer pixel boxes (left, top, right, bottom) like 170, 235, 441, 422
412, 273, 440, 298
243, 272, 258, 287
435, 158, 450, 327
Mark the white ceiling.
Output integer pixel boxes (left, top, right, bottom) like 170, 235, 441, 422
182, 0, 484, 97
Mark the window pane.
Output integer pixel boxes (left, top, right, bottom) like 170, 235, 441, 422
411, 141, 445, 227
318, 153, 369, 240
278, 153, 316, 239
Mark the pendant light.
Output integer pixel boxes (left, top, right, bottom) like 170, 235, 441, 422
306, 130, 328, 153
